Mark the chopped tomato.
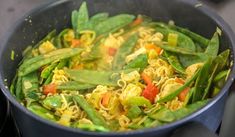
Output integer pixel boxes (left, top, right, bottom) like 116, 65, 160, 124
108, 47, 117, 56
141, 73, 152, 85
71, 39, 81, 48
43, 84, 57, 95
101, 92, 111, 107
175, 78, 185, 84
145, 44, 162, 55
131, 17, 143, 26
142, 83, 159, 104
178, 87, 190, 102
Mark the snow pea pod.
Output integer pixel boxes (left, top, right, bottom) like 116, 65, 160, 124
158, 44, 197, 55
205, 32, 219, 58
127, 105, 142, 119
57, 81, 95, 90
43, 59, 68, 85
34, 29, 56, 49
27, 103, 57, 121
73, 95, 108, 128
164, 51, 185, 74
193, 58, 212, 102
65, 68, 138, 86
72, 2, 89, 38
15, 76, 23, 101
75, 123, 109, 132
112, 34, 138, 70
202, 64, 218, 99
158, 67, 201, 103
42, 95, 62, 109
41, 62, 59, 79
170, 25, 210, 47
124, 54, 148, 71
213, 69, 229, 83
19, 48, 83, 76
22, 71, 40, 105
94, 14, 135, 36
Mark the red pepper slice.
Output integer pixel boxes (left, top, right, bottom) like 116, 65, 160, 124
43, 83, 57, 95
142, 83, 159, 104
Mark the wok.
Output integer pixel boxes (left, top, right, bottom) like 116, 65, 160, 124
0, 0, 235, 137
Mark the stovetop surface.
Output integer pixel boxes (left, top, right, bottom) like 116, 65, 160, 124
0, 0, 235, 137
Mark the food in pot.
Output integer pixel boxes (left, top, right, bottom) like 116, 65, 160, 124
10, 2, 230, 132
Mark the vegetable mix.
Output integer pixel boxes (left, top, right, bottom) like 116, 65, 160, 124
10, 2, 230, 132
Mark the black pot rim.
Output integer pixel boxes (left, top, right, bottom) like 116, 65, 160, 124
0, 0, 235, 136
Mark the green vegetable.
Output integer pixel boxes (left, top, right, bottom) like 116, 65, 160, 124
205, 32, 219, 58
170, 25, 210, 47
202, 64, 218, 99
213, 49, 230, 73
124, 54, 148, 71
22, 71, 40, 105
127, 106, 142, 119
112, 34, 138, 70
42, 95, 62, 109
89, 12, 109, 29
213, 70, 229, 83
15, 76, 23, 100
76, 123, 109, 132
193, 58, 212, 102
65, 68, 138, 86
35, 30, 56, 49
126, 96, 152, 108
41, 62, 58, 79
27, 103, 57, 121
158, 67, 201, 103
158, 44, 196, 55
19, 48, 83, 76
72, 2, 89, 37
73, 95, 108, 128
43, 59, 68, 85
11, 50, 15, 60
173, 99, 209, 120
164, 51, 185, 74
94, 14, 135, 35
57, 81, 95, 90
148, 107, 175, 122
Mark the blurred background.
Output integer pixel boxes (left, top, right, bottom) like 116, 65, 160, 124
0, 0, 235, 40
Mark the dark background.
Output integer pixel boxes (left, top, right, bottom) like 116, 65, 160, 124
0, 0, 235, 40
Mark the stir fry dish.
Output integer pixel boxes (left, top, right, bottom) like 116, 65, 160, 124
10, 2, 231, 132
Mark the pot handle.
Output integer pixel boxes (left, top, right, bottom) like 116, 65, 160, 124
171, 91, 235, 137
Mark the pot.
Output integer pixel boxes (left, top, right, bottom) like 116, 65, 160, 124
0, 0, 235, 137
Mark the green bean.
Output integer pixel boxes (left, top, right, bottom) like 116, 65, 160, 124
164, 51, 185, 74
65, 68, 138, 86
124, 54, 148, 71
112, 34, 138, 70
57, 81, 95, 90
205, 32, 219, 58
73, 95, 108, 128
158, 67, 201, 103
170, 26, 210, 47
72, 2, 89, 37
94, 14, 135, 35
27, 103, 57, 121
193, 58, 212, 102
19, 48, 83, 76
202, 64, 218, 99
